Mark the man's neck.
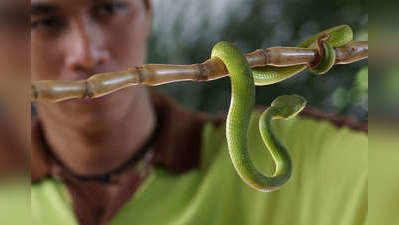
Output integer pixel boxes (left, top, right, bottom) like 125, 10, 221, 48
37, 88, 156, 177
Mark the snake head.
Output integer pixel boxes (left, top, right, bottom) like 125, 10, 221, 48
271, 95, 307, 119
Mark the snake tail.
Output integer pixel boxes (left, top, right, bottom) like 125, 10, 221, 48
211, 41, 307, 192
252, 25, 353, 86
308, 33, 337, 75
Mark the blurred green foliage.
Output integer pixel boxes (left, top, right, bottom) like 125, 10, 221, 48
331, 66, 368, 113
147, 0, 368, 121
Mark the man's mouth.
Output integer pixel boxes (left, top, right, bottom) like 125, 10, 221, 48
68, 94, 111, 104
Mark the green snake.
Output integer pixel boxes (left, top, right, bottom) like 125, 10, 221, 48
210, 25, 353, 192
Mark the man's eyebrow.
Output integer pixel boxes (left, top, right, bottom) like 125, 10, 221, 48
31, 3, 60, 15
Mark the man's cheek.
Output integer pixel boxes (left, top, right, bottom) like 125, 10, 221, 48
108, 31, 146, 68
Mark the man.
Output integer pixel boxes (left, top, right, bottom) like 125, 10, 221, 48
31, 0, 369, 225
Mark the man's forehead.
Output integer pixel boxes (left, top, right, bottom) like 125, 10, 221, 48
31, 0, 145, 12
31, 0, 115, 9
31, 0, 142, 4
31, 0, 88, 13
30, 0, 112, 15
31, 0, 97, 4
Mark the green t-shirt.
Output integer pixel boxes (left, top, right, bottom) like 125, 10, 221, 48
31, 111, 376, 225
0, 178, 30, 225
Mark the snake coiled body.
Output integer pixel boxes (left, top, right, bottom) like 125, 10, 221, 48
210, 25, 353, 192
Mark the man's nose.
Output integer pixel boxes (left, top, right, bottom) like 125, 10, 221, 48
64, 16, 110, 75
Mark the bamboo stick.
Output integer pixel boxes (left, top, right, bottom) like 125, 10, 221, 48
31, 41, 368, 103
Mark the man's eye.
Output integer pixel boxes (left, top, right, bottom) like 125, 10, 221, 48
94, 1, 128, 17
31, 17, 63, 30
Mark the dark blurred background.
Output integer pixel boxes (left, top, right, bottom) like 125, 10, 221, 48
147, 0, 368, 121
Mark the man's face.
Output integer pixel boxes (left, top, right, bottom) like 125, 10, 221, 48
31, 0, 151, 117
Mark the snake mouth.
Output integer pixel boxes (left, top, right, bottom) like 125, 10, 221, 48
270, 94, 307, 119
